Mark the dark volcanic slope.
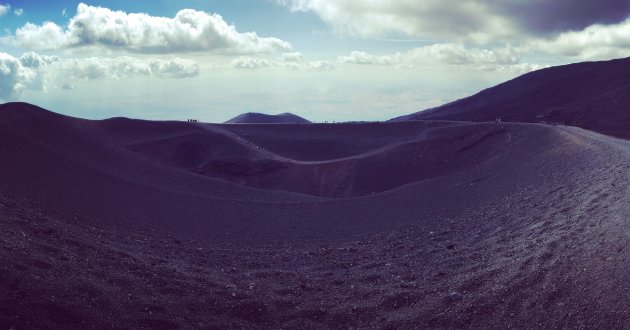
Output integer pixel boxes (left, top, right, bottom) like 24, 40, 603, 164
225, 112, 311, 124
393, 57, 630, 139
2, 102, 630, 328
0, 102, 522, 240
134, 121, 515, 197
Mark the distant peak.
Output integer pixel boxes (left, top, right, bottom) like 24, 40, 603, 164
224, 112, 311, 124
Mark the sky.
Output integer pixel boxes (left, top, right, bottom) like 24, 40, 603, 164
1, 1, 630, 122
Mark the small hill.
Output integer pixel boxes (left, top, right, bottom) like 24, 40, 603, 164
393, 57, 630, 139
225, 112, 311, 124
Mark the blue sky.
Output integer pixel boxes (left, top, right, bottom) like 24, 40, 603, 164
1, 1, 630, 122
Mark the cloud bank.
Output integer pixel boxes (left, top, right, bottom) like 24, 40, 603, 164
278, 0, 630, 43
231, 53, 334, 71
278, 0, 630, 62
0, 52, 200, 101
13, 3, 292, 54
60, 56, 200, 81
338, 44, 545, 73
278, 0, 516, 43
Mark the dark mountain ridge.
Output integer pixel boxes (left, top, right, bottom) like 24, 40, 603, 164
225, 112, 311, 124
393, 57, 630, 139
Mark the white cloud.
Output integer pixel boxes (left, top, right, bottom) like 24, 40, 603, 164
230, 57, 270, 69
279, 0, 630, 63
304, 60, 335, 71
149, 58, 200, 78
532, 17, 630, 61
12, 3, 292, 54
280, 52, 335, 70
60, 57, 151, 81
277, 0, 630, 46
0, 51, 201, 100
0, 3, 9, 16
19, 52, 61, 69
0, 54, 30, 100
338, 51, 401, 66
282, 52, 305, 62
0, 52, 58, 101
405, 44, 520, 66
277, 0, 516, 44
231, 55, 334, 71
59, 56, 200, 81
338, 44, 544, 73
14, 8, 23, 16
15, 22, 68, 50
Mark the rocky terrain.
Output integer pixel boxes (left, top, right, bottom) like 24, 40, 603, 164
1, 100, 630, 328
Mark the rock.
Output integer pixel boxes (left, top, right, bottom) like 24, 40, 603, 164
449, 292, 463, 302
